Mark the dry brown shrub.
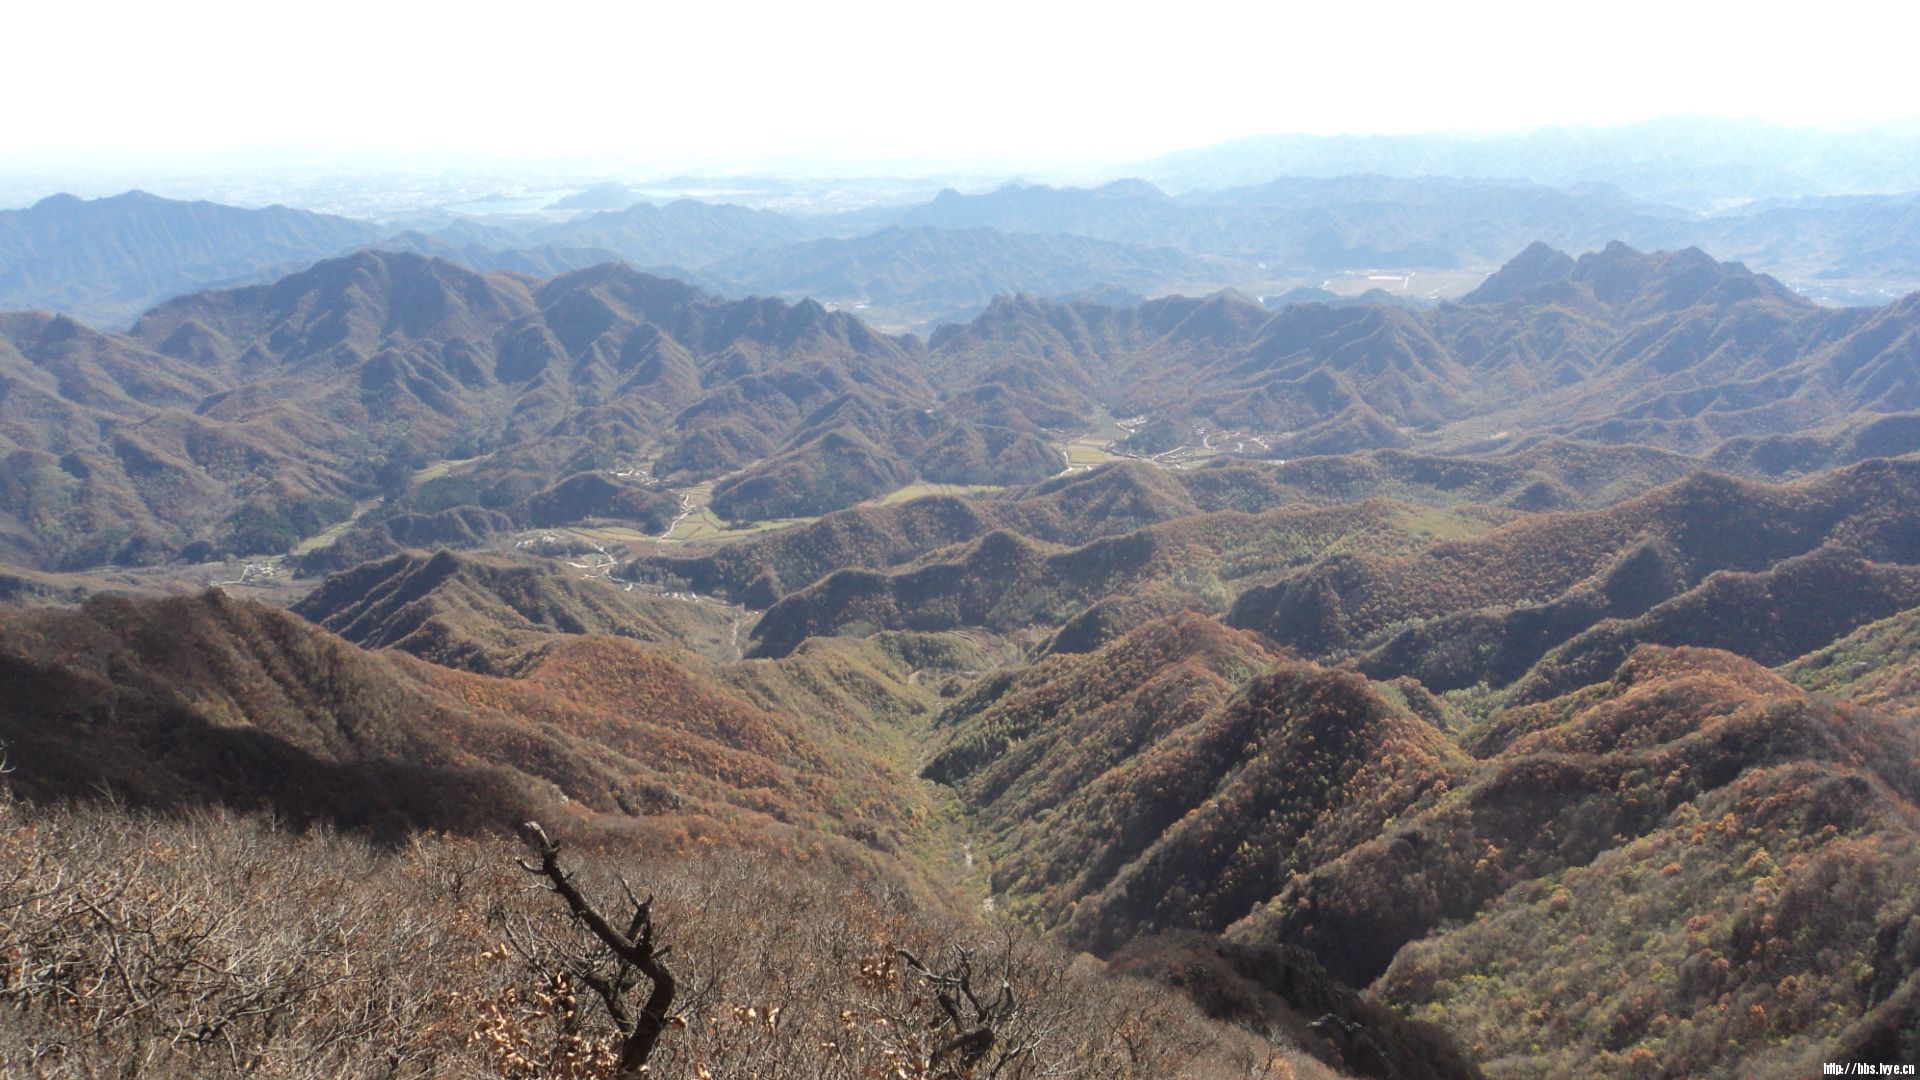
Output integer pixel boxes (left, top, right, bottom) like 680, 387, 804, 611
0, 786, 1327, 1079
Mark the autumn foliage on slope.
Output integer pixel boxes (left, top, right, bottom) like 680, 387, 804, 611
921, 612, 1920, 1078
1786, 602, 1920, 718
294, 548, 740, 673
0, 589, 948, 864
1248, 646, 1920, 1077
925, 613, 1463, 952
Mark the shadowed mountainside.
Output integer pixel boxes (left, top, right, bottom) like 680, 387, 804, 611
627, 431, 1902, 613
1232, 458, 1920, 691
0, 589, 953, 861
742, 497, 1506, 657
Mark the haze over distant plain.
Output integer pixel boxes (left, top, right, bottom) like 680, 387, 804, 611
7, 0, 1919, 174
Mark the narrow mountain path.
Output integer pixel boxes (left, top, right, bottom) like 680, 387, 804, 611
728, 608, 750, 662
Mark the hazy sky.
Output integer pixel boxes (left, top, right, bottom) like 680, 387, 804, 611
9, 0, 1919, 170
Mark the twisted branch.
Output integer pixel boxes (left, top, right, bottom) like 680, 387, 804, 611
518, 821, 676, 1075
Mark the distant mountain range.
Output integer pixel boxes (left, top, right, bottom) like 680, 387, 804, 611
925, 241, 1920, 457
0, 191, 384, 326
708, 225, 1245, 329
9, 174, 1920, 333
1135, 116, 1920, 205
531, 197, 812, 266
546, 181, 644, 211
897, 176, 1694, 271
859, 176, 1920, 300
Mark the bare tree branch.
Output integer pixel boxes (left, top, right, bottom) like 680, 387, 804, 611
899, 943, 1025, 1073
518, 821, 676, 1076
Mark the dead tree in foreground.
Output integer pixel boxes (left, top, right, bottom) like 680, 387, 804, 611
517, 821, 677, 1076
899, 943, 1029, 1076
